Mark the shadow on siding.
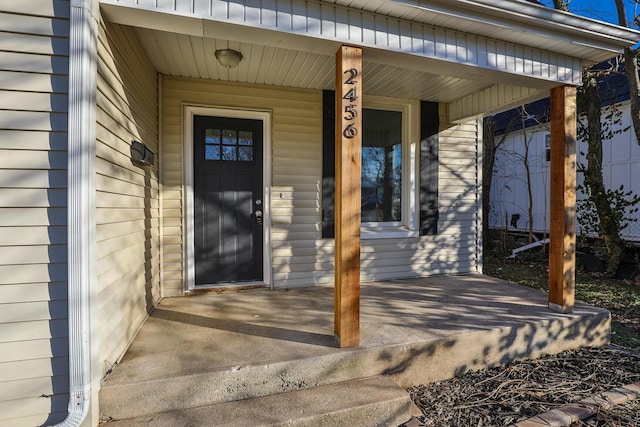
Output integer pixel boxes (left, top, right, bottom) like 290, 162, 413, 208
42, 1, 72, 424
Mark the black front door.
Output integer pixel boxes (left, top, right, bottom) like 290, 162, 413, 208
193, 115, 263, 285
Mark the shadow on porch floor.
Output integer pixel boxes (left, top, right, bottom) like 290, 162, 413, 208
99, 274, 610, 426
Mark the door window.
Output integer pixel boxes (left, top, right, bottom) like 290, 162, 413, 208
204, 128, 254, 162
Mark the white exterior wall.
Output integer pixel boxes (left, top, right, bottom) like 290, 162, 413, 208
490, 100, 640, 241
0, 1, 71, 425
96, 17, 160, 373
162, 77, 481, 292
362, 118, 481, 281
162, 78, 324, 293
490, 121, 552, 233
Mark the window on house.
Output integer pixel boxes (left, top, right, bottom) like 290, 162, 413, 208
545, 134, 551, 162
322, 92, 437, 239
361, 109, 403, 223
358, 100, 417, 239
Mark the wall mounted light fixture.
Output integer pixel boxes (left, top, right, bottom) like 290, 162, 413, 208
131, 140, 155, 167
215, 49, 243, 68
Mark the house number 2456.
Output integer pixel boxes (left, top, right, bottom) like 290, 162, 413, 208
342, 68, 359, 139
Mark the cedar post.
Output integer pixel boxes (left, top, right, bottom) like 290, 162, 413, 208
548, 85, 577, 313
334, 45, 362, 347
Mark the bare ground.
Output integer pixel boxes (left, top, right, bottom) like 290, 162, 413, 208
402, 248, 640, 426
406, 346, 640, 426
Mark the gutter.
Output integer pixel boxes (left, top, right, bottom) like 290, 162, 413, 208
391, 0, 640, 60
54, 0, 98, 425
457, 0, 640, 45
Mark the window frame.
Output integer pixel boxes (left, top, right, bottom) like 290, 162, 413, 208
360, 97, 419, 239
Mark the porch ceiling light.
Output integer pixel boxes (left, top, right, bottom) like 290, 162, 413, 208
215, 49, 243, 68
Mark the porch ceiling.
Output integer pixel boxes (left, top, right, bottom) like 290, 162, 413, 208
101, 0, 640, 119
133, 26, 498, 104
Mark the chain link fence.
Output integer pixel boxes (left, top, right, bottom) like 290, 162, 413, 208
488, 208, 640, 243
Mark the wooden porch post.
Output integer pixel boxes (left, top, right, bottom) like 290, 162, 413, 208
548, 85, 577, 313
334, 45, 362, 347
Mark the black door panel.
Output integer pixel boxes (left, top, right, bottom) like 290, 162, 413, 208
193, 115, 263, 285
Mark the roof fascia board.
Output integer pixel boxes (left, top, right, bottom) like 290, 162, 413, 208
100, 1, 584, 86
388, 0, 640, 50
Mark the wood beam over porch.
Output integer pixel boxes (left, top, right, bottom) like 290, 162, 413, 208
548, 85, 577, 313
334, 45, 362, 348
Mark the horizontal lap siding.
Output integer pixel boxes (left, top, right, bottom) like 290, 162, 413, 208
430, 120, 480, 272
161, 77, 323, 292
360, 119, 480, 282
0, 1, 70, 426
272, 103, 324, 287
163, 77, 480, 289
96, 17, 160, 374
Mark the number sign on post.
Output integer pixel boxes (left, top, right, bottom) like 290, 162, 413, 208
334, 45, 362, 348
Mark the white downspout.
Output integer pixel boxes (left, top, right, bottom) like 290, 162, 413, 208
54, 0, 98, 425
476, 117, 484, 275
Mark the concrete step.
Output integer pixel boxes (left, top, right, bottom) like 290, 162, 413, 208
101, 376, 412, 427
100, 306, 610, 422
100, 342, 420, 420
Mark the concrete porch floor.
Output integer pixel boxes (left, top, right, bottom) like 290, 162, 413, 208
99, 275, 611, 425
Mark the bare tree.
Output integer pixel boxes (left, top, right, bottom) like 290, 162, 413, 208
614, 0, 640, 147
551, 0, 631, 275
580, 70, 626, 275
492, 106, 543, 244
552, 0, 570, 11
482, 116, 515, 247
519, 106, 536, 244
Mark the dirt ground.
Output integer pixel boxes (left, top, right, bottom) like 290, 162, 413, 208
407, 346, 640, 426
403, 244, 640, 426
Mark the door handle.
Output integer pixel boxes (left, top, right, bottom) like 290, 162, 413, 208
254, 210, 263, 224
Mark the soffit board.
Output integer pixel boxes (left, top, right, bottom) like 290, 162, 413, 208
100, 0, 608, 86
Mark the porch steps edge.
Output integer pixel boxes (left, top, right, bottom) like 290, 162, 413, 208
100, 375, 412, 427
99, 309, 611, 421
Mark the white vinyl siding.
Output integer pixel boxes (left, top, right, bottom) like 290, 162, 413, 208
276, 117, 480, 287
449, 85, 545, 123
490, 99, 640, 242
96, 17, 160, 373
162, 78, 322, 294
271, 115, 481, 286
163, 77, 480, 290
358, 119, 481, 284
0, 1, 70, 426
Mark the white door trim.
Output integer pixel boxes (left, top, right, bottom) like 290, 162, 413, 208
183, 105, 272, 291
